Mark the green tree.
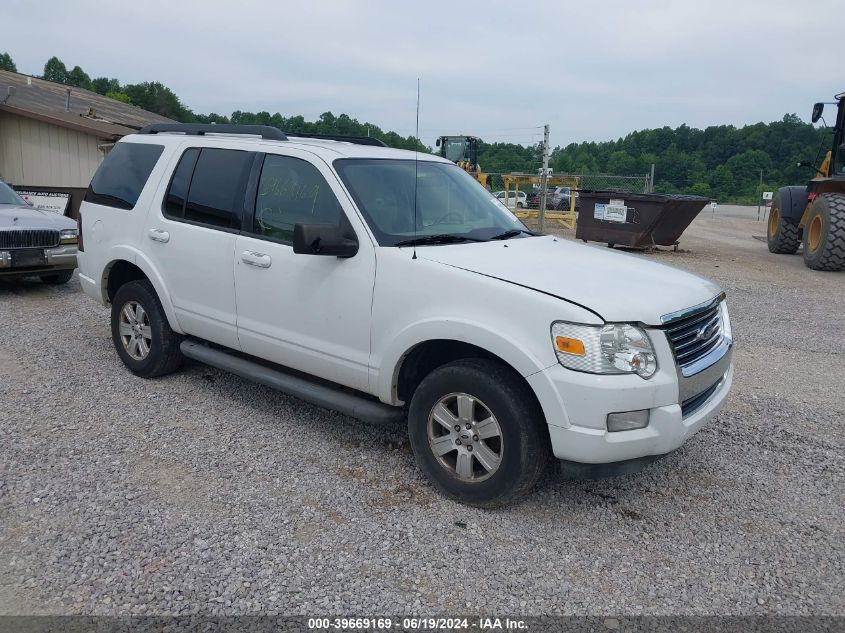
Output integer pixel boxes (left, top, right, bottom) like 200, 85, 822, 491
122, 82, 194, 121
0, 52, 16, 72
43, 56, 69, 84
67, 65, 92, 90
92, 77, 121, 95
105, 91, 132, 104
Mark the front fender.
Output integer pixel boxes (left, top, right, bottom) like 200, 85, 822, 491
103, 245, 183, 334
377, 318, 555, 405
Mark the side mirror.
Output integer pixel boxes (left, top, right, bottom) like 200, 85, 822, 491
811, 102, 824, 123
293, 223, 358, 258
435, 138, 441, 147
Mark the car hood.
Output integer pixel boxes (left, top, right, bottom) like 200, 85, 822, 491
0, 204, 76, 230
419, 235, 722, 325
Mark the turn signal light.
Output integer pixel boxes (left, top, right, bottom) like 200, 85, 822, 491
555, 336, 585, 356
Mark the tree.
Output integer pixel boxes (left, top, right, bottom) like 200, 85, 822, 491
43, 56, 69, 84
122, 81, 194, 122
67, 65, 92, 90
92, 77, 121, 95
0, 52, 16, 72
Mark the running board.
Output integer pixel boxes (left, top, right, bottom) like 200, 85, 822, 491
180, 340, 404, 425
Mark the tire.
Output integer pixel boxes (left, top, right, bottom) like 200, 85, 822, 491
767, 191, 801, 254
40, 270, 74, 285
407, 358, 550, 507
111, 280, 183, 378
802, 193, 845, 271
517, 202, 524, 209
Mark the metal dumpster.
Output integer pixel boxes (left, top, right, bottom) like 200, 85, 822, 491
575, 191, 710, 247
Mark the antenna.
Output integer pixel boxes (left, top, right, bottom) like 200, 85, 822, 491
412, 78, 420, 260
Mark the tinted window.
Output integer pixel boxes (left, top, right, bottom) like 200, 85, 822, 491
84, 142, 163, 210
253, 154, 343, 242
163, 148, 200, 219
184, 148, 252, 229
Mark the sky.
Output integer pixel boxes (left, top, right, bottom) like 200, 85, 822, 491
4, 0, 843, 149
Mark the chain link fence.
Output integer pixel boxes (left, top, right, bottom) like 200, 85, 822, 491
485, 173, 651, 195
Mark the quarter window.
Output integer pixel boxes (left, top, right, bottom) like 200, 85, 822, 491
84, 142, 164, 210
253, 154, 344, 242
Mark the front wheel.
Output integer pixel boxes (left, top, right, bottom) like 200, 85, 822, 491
111, 280, 183, 378
802, 193, 845, 271
40, 270, 74, 285
767, 192, 801, 254
407, 359, 549, 507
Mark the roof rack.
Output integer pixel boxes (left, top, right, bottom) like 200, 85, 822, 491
137, 123, 287, 141
287, 132, 387, 147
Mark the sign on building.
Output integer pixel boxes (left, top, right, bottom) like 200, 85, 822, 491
15, 190, 71, 214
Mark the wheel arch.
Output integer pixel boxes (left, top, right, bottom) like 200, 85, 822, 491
101, 250, 182, 333
394, 338, 549, 430
776, 185, 809, 222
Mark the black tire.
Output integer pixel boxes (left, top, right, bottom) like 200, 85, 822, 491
407, 358, 550, 507
110, 280, 183, 378
802, 193, 845, 271
767, 191, 801, 254
40, 270, 74, 285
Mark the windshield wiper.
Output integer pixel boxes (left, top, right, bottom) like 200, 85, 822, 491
488, 229, 539, 241
394, 234, 484, 247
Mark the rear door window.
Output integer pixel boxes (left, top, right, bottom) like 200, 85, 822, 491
84, 142, 164, 210
161, 147, 253, 229
183, 148, 253, 229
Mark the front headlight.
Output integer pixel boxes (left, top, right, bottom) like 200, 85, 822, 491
551, 321, 657, 378
719, 300, 732, 340
59, 229, 78, 244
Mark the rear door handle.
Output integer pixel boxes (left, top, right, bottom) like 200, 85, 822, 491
241, 250, 272, 268
148, 229, 170, 243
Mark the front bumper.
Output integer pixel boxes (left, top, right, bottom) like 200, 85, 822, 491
527, 327, 733, 464
0, 245, 77, 276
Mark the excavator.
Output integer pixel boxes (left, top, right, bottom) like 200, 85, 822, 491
767, 91, 845, 270
435, 135, 490, 189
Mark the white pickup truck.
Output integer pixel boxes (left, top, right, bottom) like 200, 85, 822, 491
77, 124, 733, 506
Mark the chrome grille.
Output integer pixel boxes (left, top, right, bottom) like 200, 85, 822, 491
664, 301, 723, 367
0, 229, 60, 249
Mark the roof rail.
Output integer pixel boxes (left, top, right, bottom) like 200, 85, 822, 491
287, 132, 387, 147
137, 123, 287, 141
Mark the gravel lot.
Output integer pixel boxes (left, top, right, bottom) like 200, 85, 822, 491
1, 206, 843, 617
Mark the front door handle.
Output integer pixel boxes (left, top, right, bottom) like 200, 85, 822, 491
148, 228, 170, 243
241, 250, 272, 268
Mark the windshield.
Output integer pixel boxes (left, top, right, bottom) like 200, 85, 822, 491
0, 182, 28, 206
335, 159, 529, 246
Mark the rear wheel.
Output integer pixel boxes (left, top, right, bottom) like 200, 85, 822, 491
802, 193, 845, 271
40, 270, 73, 285
407, 358, 549, 507
767, 192, 801, 254
111, 280, 183, 377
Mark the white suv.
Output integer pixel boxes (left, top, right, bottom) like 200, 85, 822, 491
78, 124, 733, 506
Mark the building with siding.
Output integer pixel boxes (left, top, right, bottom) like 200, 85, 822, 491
0, 69, 173, 218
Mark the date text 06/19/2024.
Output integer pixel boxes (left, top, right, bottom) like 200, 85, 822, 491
307, 617, 528, 630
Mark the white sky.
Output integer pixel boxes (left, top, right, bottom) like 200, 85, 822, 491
4, 0, 843, 149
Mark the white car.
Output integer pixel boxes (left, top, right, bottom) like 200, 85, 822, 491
77, 124, 733, 506
493, 190, 527, 209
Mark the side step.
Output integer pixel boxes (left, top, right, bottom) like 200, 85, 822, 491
180, 340, 404, 425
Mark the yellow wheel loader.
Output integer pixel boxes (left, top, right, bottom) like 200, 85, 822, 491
768, 92, 845, 271
435, 135, 490, 189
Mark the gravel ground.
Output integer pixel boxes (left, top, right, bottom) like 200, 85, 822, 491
0, 207, 843, 617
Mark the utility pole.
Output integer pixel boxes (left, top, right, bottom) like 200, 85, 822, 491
539, 124, 550, 233
649, 163, 655, 193
756, 168, 763, 221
